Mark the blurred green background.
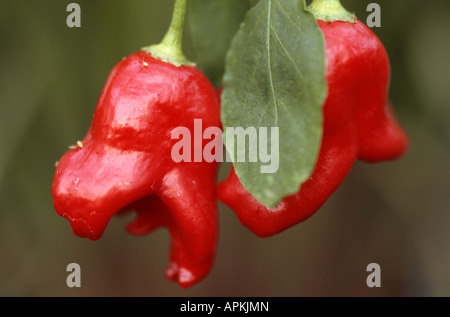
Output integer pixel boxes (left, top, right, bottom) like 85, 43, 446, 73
0, 0, 449, 296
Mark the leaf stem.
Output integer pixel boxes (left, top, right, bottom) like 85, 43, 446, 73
307, 0, 356, 23
143, 0, 194, 66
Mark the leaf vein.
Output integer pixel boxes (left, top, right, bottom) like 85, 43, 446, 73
270, 25, 305, 81
266, 0, 279, 128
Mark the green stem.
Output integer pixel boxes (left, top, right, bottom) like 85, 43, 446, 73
307, 0, 356, 23
143, 0, 194, 67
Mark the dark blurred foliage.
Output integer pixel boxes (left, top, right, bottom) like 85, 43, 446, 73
0, 0, 449, 296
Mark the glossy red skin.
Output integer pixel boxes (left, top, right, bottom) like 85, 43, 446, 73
217, 20, 409, 237
52, 51, 221, 288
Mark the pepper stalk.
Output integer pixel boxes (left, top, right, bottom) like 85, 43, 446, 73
307, 0, 356, 23
143, 0, 194, 66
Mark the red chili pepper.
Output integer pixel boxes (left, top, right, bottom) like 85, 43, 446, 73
52, 0, 221, 288
52, 51, 220, 288
217, 11, 408, 237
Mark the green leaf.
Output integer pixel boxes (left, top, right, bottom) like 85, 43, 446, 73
188, 0, 251, 87
222, 0, 327, 208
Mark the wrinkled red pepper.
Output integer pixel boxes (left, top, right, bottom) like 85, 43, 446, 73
217, 18, 409, 237
52, 51, 221, 288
